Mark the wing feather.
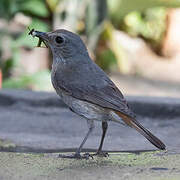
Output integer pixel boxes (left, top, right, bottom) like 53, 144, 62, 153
53, 59, 135, 118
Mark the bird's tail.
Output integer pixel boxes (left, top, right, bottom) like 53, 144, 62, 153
114, 111, 166, 150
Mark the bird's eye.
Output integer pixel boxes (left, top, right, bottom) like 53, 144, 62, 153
55, 36, 64, 44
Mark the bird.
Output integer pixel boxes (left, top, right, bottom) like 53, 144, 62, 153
29, 29, 166, 159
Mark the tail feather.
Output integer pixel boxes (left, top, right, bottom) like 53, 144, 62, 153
115, 111, 166, 150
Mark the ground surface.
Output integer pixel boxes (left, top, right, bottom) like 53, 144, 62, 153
0, 89, 180, 180
1, 151, 180, 180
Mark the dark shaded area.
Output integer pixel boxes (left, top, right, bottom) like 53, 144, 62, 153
0, 89, 179, 152
128, 96, 180, 119
150, 167, 169, 171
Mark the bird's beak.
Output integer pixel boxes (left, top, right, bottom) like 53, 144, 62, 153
29, 29, 49, 48
31, 30, 48, 41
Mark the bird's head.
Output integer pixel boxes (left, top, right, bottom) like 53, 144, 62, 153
29, 29, 88, 62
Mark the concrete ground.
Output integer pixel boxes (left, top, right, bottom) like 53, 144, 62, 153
0, 89, 180, 180
1, 151, 180, 180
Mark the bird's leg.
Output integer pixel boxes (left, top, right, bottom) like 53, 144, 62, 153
58, 120, 94, 159
93, 121, 109, 157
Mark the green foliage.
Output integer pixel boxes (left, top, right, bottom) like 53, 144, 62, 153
14, 19, 50, 48
96, 49, 117, 71
0, 0, 51, 90
19, 0, 49, 17
123, 7, 167, 51
46, 0, 59, 12
96, 22, 129, 73
108, 0, 180, 26
107, 0, 180, 55
0, 59, 14, 79
2, 70, 52, 90
2, 0, 180, 89
0, 0, 49, 20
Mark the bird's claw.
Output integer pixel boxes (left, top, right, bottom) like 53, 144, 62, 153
92, 151, 109, 157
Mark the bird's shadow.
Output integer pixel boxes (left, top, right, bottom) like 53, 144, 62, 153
0, 146, 158, 154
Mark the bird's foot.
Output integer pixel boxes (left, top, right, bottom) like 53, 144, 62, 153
93, 151, 109, 157
58, 153, 93, 160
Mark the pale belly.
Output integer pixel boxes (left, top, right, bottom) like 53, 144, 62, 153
60, 90, 110, 121
51, 71, 125, 124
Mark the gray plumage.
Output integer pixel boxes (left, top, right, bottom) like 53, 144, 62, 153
30, 29, 165, 158
49, 30, 135, 118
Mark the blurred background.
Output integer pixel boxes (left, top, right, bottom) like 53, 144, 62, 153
1, 0, 180, 97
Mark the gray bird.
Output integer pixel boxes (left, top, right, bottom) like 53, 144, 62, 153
29, 29, 165, 159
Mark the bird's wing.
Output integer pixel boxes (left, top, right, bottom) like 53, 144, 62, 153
53, 60, 135, 118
